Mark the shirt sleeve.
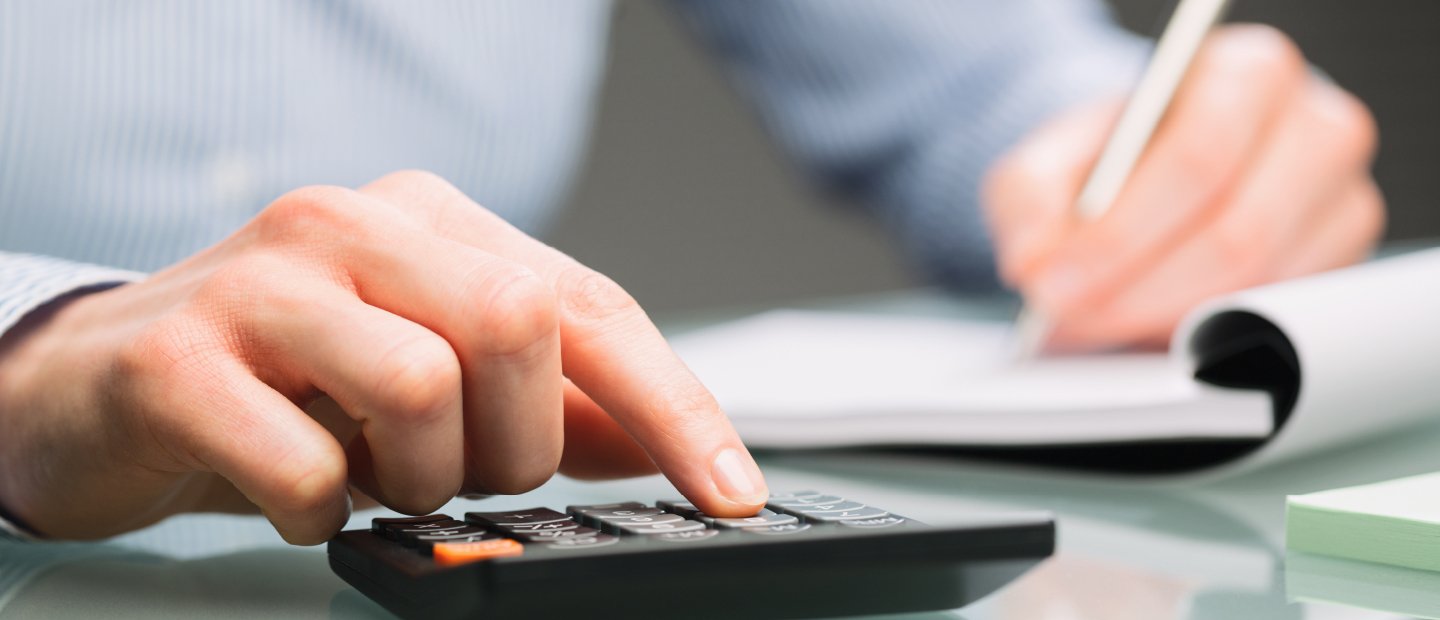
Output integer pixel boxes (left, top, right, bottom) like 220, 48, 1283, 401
669, 0, 1150, 291
0, 251, 145, 338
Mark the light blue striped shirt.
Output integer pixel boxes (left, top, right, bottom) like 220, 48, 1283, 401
0, 0, 1145, 549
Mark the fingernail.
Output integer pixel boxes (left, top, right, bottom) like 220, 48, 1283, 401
1035, 264, 1086, 311
711, 447, 768, 505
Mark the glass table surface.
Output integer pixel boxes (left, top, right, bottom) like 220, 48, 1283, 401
4, 289, 1439, 620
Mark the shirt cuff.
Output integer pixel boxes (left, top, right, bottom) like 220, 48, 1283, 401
0, 251, 146, 338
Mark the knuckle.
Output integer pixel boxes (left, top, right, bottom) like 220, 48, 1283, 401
468, 266, 558, 357
554, 266, 640, 327
374, 169, 454, 193
982, 154, 1042, 215
1214, 25, 1305, 82
115, 319, 213, 385
372, 334, 461, 420
256, 185, 367, 240
1313, 87, 1379, 162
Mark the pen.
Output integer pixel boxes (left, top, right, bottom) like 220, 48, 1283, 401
1012, 0, 1233, 360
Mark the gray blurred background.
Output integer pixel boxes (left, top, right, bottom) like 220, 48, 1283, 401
549, 0, 1440, 314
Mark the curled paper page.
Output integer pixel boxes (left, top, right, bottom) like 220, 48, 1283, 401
1177, 247, 1440, 475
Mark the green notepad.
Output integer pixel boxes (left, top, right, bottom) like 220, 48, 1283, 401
1287, 472, 1440, 571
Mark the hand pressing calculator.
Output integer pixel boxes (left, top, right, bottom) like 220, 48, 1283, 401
327, 491, 1054, 619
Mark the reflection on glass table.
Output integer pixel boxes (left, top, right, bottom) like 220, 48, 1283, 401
1286, 551, 1440, 619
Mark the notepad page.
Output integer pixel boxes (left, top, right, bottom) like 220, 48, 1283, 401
675, 310, 1194, 416
672, 310, 1273, 446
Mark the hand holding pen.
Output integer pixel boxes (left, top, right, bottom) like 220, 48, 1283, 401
987, 0, 1382, 354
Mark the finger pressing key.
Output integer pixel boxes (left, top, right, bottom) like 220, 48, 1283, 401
360, 172, 769, 517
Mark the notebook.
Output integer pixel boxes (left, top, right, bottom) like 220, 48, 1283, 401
672, 248, 1440, 474
1287, 472, 1440, 572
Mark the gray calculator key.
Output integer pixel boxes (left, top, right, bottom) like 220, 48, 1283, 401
616, 519, 706, 535
791, 500, 868, 514
707, 512, 799, 530
742, 523, 813, 536
582, 507, 666, 521
840, 516, 910, 529
655, 499, 701, 518
545, 534, 620, 550
801, 507, 890, 522
566, 501, 650, 515
769, 494, 844, 507
602, 513, 684, 526
654, 529, 721, 543
766, 491, 819, 502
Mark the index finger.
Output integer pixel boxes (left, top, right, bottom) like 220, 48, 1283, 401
360, 172, 768, 517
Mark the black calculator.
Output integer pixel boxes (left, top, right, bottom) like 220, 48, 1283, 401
327, 491, 1054, 619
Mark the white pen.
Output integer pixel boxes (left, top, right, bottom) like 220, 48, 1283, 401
1012, 0, 1233, 360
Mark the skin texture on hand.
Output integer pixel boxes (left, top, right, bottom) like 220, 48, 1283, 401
0, 171, 768, 544
984, 25, 1385, 351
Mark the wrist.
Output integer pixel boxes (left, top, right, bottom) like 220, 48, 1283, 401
0, 284, 122, 538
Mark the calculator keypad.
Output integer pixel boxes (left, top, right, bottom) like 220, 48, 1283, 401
373, 491, 915, 567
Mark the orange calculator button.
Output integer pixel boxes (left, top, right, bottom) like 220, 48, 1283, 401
433, 539, 525, 567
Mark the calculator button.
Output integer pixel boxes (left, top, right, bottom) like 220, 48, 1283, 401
704, 511, 799, 530
566, 501, 650, 515
433, 539, 525, 567
599, 513, 684, 527
769, 494, 844, 507
742, 523, 813, 536
654, 529, 721, 542
655, 499, 701, 519
499, 520, 581, 534
371, 514, 452, 535
766, 491, 819, 502
411, 530, 501, 552
615, 520, 706, 535
573, 506, 662, 520
840, 516, 909, 529
801, 507, 890, 522
790, 500, 868, 514
388, 520, 470, 539
465, 508, 572, 528
512, 526, 601, 542
545, 534, 621, 550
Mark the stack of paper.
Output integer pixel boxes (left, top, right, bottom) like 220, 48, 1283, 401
1286, 472, 1440, 571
